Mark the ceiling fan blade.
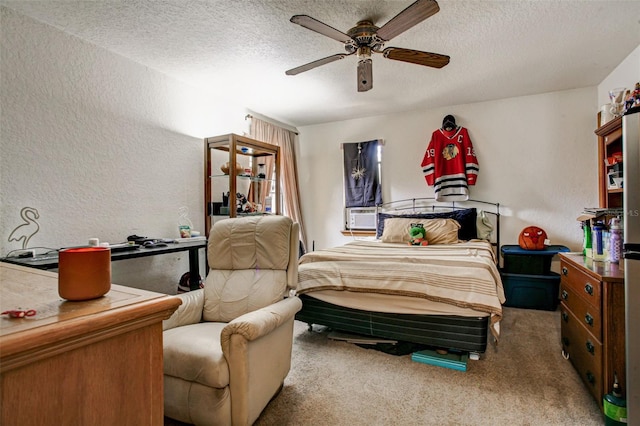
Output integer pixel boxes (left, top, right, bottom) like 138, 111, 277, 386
376, 0, 440, 41
357, 60, 373, 92
290, 15, 352, 43
383, 47, 449, 68
285, 53, 350, 76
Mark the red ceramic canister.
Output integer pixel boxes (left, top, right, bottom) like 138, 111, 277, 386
58, 247, 111, 300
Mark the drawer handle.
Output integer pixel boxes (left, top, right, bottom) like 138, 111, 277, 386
586, 340, 595, 354
561, 290, 569, 301
562, 311, 569, 322
585, 313, 593, 326
586, 371, 595, 385
584, 283, 593, 296
562, 267, 568, 276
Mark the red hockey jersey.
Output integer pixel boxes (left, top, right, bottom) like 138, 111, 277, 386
420, 126, 479, 201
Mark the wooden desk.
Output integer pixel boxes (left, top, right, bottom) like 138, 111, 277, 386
1, 239, 207, 290
0, 263, 181, 425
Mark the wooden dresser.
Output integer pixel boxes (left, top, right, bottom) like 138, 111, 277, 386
559, 253, 625, 408
0, 263, 181, 425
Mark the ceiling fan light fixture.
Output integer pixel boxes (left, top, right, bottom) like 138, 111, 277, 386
344, 42, 357, 54
357, 46, 372, 61
371, 39, 385, 52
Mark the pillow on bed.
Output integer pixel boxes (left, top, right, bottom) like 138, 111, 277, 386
476, 210, 494, 241
381, 218, 461, 244
377, 208, 478, 241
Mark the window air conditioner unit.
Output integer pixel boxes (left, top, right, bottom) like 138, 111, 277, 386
346, 207, 377, 230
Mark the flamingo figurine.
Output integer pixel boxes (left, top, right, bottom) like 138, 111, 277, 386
8, 207, 40, 250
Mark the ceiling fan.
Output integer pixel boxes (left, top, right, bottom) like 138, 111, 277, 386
285, 0, 449, 92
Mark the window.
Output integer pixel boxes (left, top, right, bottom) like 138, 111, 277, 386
342, 139, 383, 231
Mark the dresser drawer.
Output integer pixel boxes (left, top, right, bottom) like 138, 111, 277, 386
560, 304, 603, 403
560, 284, 602, 339
560, 261, 601, 309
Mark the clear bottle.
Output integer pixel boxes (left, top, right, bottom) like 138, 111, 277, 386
608, 217, 623, 263
178, 206, 193, 238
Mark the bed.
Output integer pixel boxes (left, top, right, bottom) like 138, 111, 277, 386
295, 198, 505, 353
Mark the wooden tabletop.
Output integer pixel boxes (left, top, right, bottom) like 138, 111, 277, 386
559, 252, 624, 283
0, 263, 181, 371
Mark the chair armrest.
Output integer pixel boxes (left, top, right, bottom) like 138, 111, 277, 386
162, 289, 205, 331
220, 296, 302, 351
220, 296, 302, 425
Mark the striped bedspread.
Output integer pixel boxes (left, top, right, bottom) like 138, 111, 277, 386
297, 240, 506, 340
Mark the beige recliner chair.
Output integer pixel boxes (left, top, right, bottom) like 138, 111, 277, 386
163, 215, 302, 426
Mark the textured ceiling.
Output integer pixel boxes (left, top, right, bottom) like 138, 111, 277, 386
3, 0, 640, 127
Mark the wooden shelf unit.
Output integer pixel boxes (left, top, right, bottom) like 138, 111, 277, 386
204, 134, 280, 237
595, 116, 623, 208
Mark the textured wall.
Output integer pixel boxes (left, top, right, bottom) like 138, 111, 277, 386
2, 6, 630, 293
297, 87, 598, 256
1, 7, 247, 293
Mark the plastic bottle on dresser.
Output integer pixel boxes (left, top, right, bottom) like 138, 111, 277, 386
608, 217, 623, 263
582, 221, 592, 257
592, 222, 607, 261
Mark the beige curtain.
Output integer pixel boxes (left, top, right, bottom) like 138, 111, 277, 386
250, 117, 308, 253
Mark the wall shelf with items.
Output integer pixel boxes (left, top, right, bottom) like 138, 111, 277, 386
204, 133, 280, 237
595, 116, 623, 208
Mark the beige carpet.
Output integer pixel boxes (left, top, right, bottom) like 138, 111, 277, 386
167, 307, 604, 425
